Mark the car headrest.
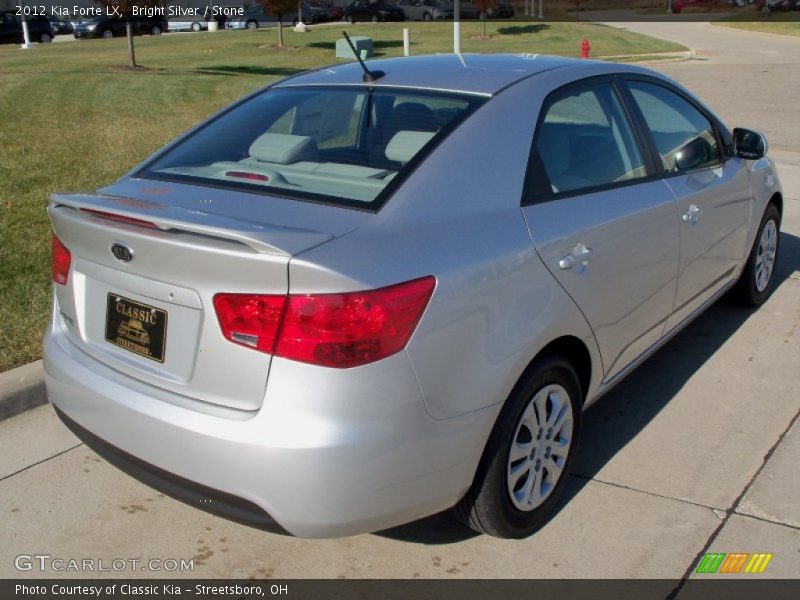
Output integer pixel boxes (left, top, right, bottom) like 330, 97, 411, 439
387, 102, 438, 133
249, 133, 317, 164
385, 131, 436, 164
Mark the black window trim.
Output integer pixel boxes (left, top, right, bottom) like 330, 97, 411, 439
521, 74, 665, 207
136, 84, 487, 214
618, 74, 731, 179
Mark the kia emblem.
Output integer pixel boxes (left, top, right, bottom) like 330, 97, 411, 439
111, 243, 133, 262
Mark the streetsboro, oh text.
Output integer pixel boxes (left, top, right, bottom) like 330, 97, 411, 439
16, 584, 276, 597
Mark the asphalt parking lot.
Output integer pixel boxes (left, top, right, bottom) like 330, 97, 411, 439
1, 22, 798, 583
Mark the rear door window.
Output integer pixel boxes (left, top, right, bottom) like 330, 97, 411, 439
535, 82, 647, 196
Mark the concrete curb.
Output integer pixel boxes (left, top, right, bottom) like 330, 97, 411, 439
0, 360, 47, 421
598, 49, 696, 65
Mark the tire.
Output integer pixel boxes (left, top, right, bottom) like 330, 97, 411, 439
39, 32, 52, 43
732, 202, 781, 306
191, 22, 201, 32
455, 355, 582, 538
101, 29, 113, 39
423, 12, 432, 21
247, 20, 258, 30
150, 26, 161, 36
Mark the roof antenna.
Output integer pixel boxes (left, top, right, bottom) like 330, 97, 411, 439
342, 31, 384, 83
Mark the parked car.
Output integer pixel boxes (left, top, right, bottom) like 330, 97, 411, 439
397, 0, 454, 21
766, 0, 800, 9
489, 2, 515, 17
49, 18, 74, 35
45, 54, 782, 539
344, 0, 406, 22
0, 11, 54, 44
225, 6, 274, 29
672, 0, 707, 12
326, 1, 346, 20
73, 16, 167, 39
167, 19, 209, 32
293, 0, 338, 24
445, 1, 481, 18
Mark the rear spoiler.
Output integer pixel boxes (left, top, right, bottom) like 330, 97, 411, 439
49, 193, 333, 257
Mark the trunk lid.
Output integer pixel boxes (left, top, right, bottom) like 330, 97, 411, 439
48, 180, 366, 411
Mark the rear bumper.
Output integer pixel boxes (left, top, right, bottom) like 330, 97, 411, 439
43, 319, 494, 538
54, 406, 288, 534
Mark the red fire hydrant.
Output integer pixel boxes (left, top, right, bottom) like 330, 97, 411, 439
581, 38, 591, 59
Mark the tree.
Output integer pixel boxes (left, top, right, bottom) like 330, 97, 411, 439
473, 0, 498, 38
96, 1, 165, 68
258, 0, 296, 47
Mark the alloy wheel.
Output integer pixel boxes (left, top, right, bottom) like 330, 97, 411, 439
506, 384, 574, 511
755, 219, 778, 292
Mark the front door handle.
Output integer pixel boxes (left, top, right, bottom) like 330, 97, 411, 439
681, 204, 701, 224
559, 243, 593, 270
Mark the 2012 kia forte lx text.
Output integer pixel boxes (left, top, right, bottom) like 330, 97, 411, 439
44, 54, 783, 538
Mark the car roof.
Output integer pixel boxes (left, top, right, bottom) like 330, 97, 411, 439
274, 53, 606, 96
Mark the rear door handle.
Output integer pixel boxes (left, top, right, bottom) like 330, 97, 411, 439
559, 244, 593, 270
681, 204, 701, 223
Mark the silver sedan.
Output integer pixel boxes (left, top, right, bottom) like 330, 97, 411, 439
44, 54, 783, 538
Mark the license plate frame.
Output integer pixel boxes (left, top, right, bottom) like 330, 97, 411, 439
105, 293, 167, 363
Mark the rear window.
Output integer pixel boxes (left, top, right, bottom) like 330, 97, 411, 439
139, 86, 484, 209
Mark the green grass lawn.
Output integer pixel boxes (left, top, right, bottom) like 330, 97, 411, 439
0, 22, 685, 372
717, 18, 800, 38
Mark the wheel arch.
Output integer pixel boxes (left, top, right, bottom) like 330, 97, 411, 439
534, 336, 593, 405
770, 191, 783, 219
501, 335, 594, 411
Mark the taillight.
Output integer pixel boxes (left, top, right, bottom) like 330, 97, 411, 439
213, 294, 286, 354
213, 276, 435, 369
51, 233, 72, 285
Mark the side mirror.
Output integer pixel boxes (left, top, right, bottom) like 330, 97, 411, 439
734, 128, 767, 160
674, 136, 714, 172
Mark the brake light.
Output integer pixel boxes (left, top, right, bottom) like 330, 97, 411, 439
213, 276, 435, 368
81, 209, 159, 229
225, 171, 270, 183
51, 233, 72, 285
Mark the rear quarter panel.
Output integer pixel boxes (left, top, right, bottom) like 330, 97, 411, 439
290, 67, 607, 420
